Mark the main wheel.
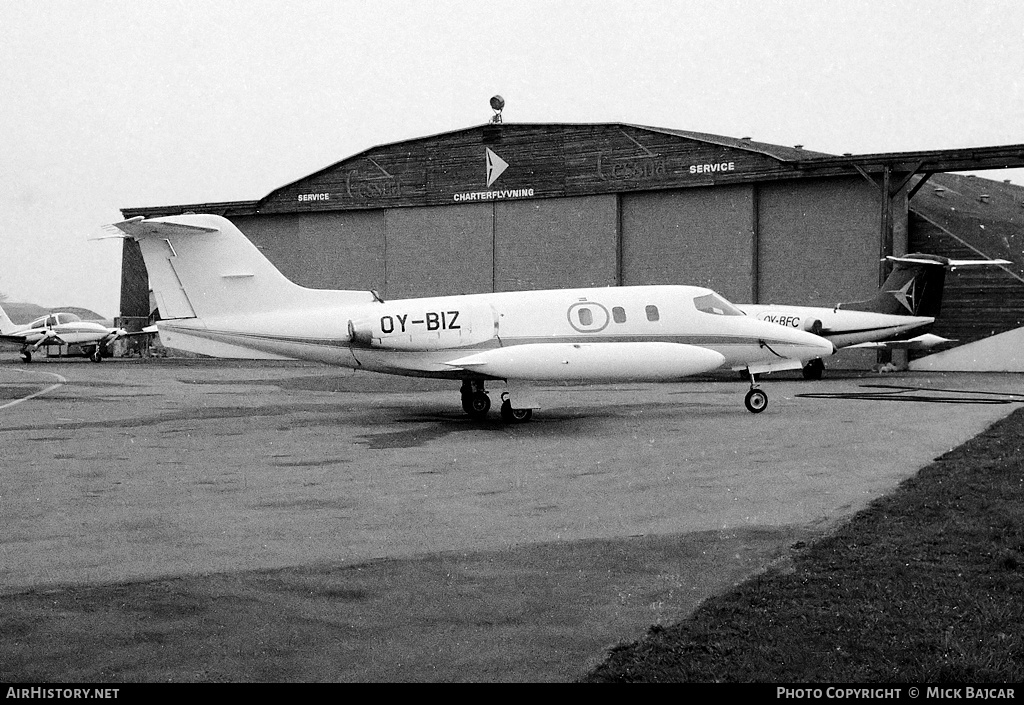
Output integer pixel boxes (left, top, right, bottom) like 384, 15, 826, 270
744, 388, 768, 413
500, 400, 533, 423
89, 347, 103, 363
462, 391, 491, 418
20, 350, 31, 363
801, 358, 824, 380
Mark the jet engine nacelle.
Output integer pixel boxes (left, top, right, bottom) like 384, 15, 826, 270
801, 317, 822, 335
348, 302, 497, 351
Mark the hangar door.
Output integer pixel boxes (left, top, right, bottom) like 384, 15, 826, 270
232, 211, 386, 292
756, 177, 878, 305
384, 203, 494, 299
494, 195, 618, 292
620, 185, 755, 303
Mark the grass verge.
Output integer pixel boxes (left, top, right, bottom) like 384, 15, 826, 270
583, 407, 1024, 682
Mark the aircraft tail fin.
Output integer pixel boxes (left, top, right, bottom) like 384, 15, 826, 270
0, 302, 17, 334
838, 253, 1011, 317
108, 214, 376, 321
839, 254, 949, 317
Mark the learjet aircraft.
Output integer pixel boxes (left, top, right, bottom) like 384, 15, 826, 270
738, 253, 1011, 379
108, 214, 835, 421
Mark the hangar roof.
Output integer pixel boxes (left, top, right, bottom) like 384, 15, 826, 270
121, 122, 1024, 218
911, 172, 1024, 276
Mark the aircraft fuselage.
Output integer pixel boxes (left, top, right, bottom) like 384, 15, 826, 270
738, 304, 934, 349
157, 285, 834, 381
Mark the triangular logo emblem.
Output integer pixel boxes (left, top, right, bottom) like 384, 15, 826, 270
888, 278, 917, 314
485, 148, 509, 187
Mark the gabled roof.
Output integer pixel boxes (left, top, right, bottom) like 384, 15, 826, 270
910, 172, 1024, 274
627, 124, 832, 160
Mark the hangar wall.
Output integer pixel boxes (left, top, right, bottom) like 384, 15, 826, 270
495, 195, 618, 292
621, 185, 754, 301
224, 175, 881, 313
231, 211, 385, 292
757, 177, 880, 306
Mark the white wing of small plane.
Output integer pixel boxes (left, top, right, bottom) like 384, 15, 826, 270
107, 214, 836, 420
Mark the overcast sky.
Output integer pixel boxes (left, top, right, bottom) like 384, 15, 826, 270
2, 0, 1022, 318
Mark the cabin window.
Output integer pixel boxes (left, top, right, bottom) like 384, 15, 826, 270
612, 306, 626, 323
645, 305, 660, 322
577, 308, 593, 326
693, 293, 744, 316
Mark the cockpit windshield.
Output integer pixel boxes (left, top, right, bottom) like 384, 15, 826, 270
693, 293, 744, 316
29, 313, 81, 329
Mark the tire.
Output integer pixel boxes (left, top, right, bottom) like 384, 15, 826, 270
801, 358, 824, 380
462, 391, 490, 418
744, 388, 768, 414
500, 400, 533, 423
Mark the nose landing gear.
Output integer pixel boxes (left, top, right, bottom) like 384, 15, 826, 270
744, 369, 769, 413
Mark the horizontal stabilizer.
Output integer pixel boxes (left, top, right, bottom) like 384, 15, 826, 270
848, 333, 955, 350
445, 342, 725, 381
106, 217, 221, 239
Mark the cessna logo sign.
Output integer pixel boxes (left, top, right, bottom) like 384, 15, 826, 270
453, 148, 535, 202
486, 148, 508, 187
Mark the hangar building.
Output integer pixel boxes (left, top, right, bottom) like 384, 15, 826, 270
120, 122, 1024, 370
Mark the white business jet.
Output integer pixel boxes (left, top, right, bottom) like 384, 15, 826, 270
0, 305, 128, 363
107, 214, 834, 421
738, 253, 1011, 379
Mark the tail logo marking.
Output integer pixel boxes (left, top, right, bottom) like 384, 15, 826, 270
888, 279, 918, 314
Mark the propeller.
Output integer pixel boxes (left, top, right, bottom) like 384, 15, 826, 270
33, 328, 58, 350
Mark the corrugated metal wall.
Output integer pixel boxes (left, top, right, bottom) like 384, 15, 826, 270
621, 185, 755, 302
232, 212, 385, 292
494, 195, 618, 291
757, 177, 878, 305
384, 203, 493, 298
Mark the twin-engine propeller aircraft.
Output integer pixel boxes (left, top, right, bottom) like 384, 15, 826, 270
0, 304, 128, 363
738, 253, 1011, 379
107, 214, 835, 421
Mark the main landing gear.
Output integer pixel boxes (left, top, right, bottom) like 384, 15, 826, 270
461, 379, 491, 418
801, 358, 825, 380
460, 380, 533, 423
744, 370, 769, 414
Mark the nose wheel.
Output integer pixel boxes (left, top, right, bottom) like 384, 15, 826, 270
744, 387, 768, 413
744, 370, 769, 413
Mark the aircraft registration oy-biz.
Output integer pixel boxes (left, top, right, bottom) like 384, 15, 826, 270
107, 214, 840, 421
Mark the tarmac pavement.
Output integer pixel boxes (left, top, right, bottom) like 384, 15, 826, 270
2, 359, 1022, 681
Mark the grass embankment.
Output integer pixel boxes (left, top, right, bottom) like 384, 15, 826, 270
585, 407, 1024, 683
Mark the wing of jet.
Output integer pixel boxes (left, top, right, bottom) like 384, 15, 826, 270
738, 254, 1010, 379
107, 214, 835, 420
